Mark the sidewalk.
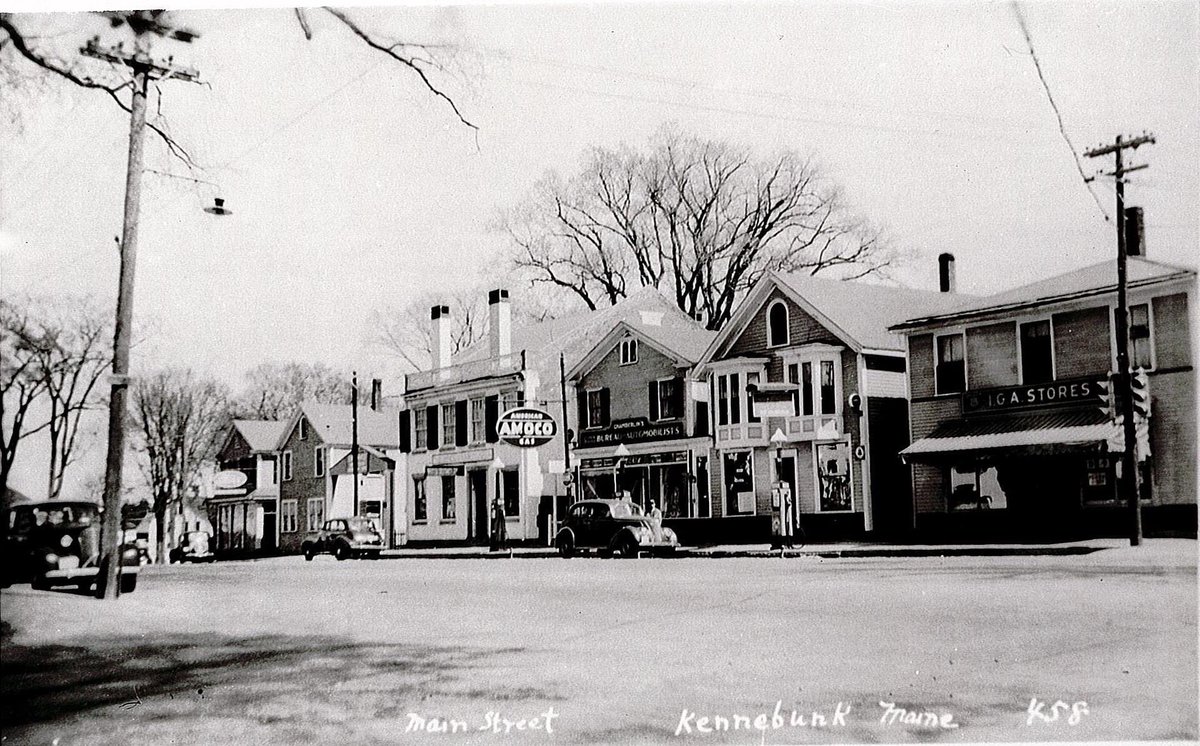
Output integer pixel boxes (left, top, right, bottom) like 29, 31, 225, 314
378, 537, 1195, 561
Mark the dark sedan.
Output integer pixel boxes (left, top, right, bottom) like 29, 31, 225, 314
1, 501, 139, 592
554, 499, 679, 558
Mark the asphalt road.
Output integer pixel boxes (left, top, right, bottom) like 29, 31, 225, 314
2, 540, 1196, 745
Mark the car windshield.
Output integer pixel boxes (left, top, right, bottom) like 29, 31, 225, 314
609, 502, 643, 519
347, 518, 378, 533
32, 505, 96, 527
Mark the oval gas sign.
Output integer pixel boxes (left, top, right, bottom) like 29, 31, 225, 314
496, 407, 558, 448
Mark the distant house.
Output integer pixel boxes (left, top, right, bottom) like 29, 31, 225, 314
694, 269, 962, 542
275, 399, 401, 553
567, 308, 715, 540
398, 286, 696, 546
210, 419, 287, 555
892, 256, 1196, 539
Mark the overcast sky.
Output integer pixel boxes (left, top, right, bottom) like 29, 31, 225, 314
1, 1, 1197, 496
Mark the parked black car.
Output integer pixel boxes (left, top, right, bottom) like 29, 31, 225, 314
170, 530, 216, 563
302, 517, 384, 560
554, 499, 679, 558
1, 501, 139, 592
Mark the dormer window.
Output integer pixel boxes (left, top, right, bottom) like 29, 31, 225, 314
768, 300, 790, 347
620, 337, 639, 365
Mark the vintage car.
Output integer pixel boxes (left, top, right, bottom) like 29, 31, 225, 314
302, 517, 384, 560
555, 499, 679, 558
170, 530, 216, 563
1, 500, 139, 592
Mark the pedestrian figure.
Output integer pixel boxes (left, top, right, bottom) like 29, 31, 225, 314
490, 496, 508, 552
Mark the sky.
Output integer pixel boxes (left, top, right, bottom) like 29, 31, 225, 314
1, 1, 1198, 498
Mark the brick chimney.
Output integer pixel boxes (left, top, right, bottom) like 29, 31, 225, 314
938, 252, 956, 293
488, 289, 511, 359
430, 305, 451, 369
1124, 206, 1145, 257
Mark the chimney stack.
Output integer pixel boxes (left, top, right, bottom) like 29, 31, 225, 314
370, 378, 382, 411
1124, 206, 1145, 257
938, 252, 956, 293
430, 305, 451, 369
488, 289, 511, 359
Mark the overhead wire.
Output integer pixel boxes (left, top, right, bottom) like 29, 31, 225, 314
1011, 1, 1111, 222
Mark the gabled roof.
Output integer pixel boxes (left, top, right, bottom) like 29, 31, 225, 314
891, 257, 1196, 331
231, 420, 287, 454
699, 271, 964, 366
566, 313, 717, 381
449, 286, 708, 388
276, 402, 400, 450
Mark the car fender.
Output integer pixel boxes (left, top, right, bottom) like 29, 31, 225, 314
555, 527, 576, 546
608, 526, 641, 550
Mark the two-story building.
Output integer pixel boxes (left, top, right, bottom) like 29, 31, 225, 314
892, 256, 1196, 539
276, 399, 401, 553
209, 419, 286, 556
693, 270, 963, 541
567, 307, 716, 540
397, 286, 699, 546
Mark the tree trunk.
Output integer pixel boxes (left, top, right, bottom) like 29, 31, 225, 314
155, 497, 170, 564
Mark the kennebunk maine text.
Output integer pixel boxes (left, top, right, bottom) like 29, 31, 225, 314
673, 702, 960, 736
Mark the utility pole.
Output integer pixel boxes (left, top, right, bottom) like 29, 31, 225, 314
83, 14, 201, 599
1085, 132, 1155, 547
352, 371, 360, 516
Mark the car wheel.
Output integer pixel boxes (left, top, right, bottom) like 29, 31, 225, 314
303, 546, 316, 562
120, 573, 138, 594
557, 534, 574, 559
612, 538, 638, 558
31, 574, 50, 591
334, 543, 350, 561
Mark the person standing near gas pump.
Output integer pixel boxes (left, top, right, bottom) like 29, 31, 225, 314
490, 496, 508, 552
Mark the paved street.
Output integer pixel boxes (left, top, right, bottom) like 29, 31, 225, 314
2, 540, 1196, 745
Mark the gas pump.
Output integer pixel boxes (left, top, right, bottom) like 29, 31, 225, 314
770, 480, 794, 549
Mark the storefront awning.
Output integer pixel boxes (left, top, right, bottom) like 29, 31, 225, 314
901, 409, 1119, 461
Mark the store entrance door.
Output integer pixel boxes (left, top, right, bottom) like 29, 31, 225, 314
469, 469, 489, 545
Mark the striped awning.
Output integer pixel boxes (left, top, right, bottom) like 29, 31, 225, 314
902, 409, 1119, 460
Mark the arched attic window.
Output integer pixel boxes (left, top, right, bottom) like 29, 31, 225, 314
768, 300, 789, 347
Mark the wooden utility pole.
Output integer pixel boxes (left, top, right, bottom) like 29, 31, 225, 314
1085, 132, 1155, 547
82, 15, 200, 599
352, 371, 360, 516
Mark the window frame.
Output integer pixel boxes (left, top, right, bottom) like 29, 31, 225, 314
655, 377, 682, 421
440, 402, 456, 449
812, 440, 855, 514
298, 418, 307, 441
412, 476, 428, 523
1126, 302, 1156, 371
281, 450, 293, 481
306, 497, 324, 532
441, 475, 457, 522
469, 397, 486, 443
933, 331, 967, 396
413, 407, 427, 451
1017, 317, 1056, 385
585, 388, 606, 429
767, 299, 790, 348
502, 468, 521, 517
619, 337, 639, 366
281, 499, 298, 533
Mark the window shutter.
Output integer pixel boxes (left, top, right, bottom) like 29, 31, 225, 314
455, 400, 468, 447
599, 388, 611, 427
516, 389, 526, 408
399, 410, 411, 453
427, 405, 439, 449
648, 381, 660, 421
672, 377, 685, 416
577, 391, 588, 431
484, 395, 499, 443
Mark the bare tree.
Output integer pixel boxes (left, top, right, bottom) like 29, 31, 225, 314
131, 369, 230, 563
0, 9, 474, 171
367, 288, 488, 372
1, 299, 50, 498
502, 128, 895, 331
233, 362, 351, 421
0, 295, 112, 499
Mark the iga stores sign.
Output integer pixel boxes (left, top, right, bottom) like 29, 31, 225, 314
497, 407, 558, 448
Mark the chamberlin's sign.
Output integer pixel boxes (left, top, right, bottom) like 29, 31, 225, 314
962, 375, 1108, 416
579, 418, 686, 447
497, 407, 558, 448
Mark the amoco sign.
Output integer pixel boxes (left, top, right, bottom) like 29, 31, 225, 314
496, 407, 558, 448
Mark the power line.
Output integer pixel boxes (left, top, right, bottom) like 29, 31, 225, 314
1011, 1, 1111, 222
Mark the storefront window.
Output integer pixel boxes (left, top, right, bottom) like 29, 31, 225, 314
815, 442, 852, 512
502, 469, 520, 517
723, 450, 754, 515
441, 475, 456, 521
947, 465, 1009, 510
